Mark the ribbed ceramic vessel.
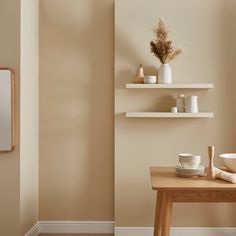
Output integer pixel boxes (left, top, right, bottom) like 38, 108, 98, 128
185, 96, 198, 113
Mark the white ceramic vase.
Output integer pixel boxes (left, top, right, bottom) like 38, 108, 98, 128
185, 96, 198, 113
158, 64, 172, 84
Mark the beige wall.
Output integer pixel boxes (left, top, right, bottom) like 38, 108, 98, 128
20, 0, 39, 235
39, 0, 114, 220
9, 0, 235, 230
115, 0, 236, 227
0, 0, 20, 235
0, 1, 39, 235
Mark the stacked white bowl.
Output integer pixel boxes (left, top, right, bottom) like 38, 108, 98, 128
179, 153, 201, 169
176, 153, 204, 177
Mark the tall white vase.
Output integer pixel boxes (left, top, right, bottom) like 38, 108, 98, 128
158, 64, 172, 84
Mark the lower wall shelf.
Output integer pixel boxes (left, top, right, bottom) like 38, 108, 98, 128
125, 112, 214, 118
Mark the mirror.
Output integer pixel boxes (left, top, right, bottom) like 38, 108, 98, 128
0, 69, 15, 151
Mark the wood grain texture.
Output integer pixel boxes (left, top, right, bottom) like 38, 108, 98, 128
151, 168, 236, 236
11, 70, 16, 149
206, 146, 216, 180
172, 190, 236, 202
150, 167, 236, 190
161, 191, 172, 236
154, 191, 164, 236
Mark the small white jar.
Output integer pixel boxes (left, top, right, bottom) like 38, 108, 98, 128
171, 107, 178, 113
176, 94, 185, 112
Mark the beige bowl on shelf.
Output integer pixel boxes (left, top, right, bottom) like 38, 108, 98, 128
219, 153, 236, 173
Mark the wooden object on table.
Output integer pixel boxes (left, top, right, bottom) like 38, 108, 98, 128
133, 64, 144, 83
207, 145, 216, 180
150, 167, 236, 236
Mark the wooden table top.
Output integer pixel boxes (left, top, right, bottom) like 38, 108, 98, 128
150, 167, 236, 190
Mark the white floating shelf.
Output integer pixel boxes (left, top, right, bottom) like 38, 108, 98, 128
126, 83, 214, 89
125, 112, 214, 118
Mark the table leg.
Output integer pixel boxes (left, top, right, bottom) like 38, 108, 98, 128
154, 190, 164, 236
161, 191, 173, 236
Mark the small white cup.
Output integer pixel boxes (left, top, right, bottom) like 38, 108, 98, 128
143, 76, 157, 84
171, 107, 178, 113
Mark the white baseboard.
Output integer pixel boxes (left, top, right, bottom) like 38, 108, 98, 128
24, 222, 40, 236
25, 221, 114, 236
115, 227, 236, 236
25, 223, 236, 236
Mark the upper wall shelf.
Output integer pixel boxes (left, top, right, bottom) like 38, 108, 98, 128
126, 83, 214, 89
125, 112, 214, 118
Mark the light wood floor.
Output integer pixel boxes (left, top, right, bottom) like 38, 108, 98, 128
39, 234, 114, 236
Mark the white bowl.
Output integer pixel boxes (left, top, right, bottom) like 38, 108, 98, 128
178, 153, 201, 169
179, 161, 201, 169
143, 76, 157, 84
179, 153, 200, 158
219, 153, 236, 173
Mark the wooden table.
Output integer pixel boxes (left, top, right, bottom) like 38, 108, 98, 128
150, 167, 236, 236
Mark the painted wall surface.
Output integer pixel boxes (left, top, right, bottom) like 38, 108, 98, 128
39, 0, 114, 220
0, 1, 20, 235
115, 0, 236, 227
20, 0, 39, 235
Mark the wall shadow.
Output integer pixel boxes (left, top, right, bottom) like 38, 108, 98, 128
39, 0, 114, 220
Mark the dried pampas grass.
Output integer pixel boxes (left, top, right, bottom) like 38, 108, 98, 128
150, 18, 182, 64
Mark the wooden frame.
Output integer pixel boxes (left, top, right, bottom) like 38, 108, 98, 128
0, 68, 15, 152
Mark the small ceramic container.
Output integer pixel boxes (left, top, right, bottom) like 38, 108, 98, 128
171, 107, 178, 113
143, 76, 157, 84
176, 94, 185, 112
185, 96, 198, 113
178, 153, 201, 169
219, 153, 236, 173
